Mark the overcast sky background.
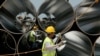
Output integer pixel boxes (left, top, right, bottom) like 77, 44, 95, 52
30, 0, 83, 10
29, 0, 83, 18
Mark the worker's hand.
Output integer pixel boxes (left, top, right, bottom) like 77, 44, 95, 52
35, 34, 40, 37
61, 40, 67, 44
36, 40, 42, 43
58, 40, 67, 47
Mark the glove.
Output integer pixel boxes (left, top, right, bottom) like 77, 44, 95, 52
57, 44, 66, 51
61, 40, 67, 44
36, 40, 42, 43
57, 40, 67, 47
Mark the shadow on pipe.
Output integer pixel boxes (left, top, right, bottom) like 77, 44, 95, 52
0, 29, 16, 55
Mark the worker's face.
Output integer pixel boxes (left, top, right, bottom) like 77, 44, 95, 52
49, 32, 55, 38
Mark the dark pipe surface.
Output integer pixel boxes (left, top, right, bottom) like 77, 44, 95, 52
0, 29, 16, 55
0, 11, 22, 34
76, 0, 100, 35
38, 0, 74, 33
0, 0, 36, 34
2, 0, 36, 17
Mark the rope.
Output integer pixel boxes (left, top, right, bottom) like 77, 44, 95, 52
0, 49, 41, 56
55, 20, 74, 43
76, 1, 95, 19
16, 49, 41, 55
61, 20, 74, 34
0, 29, 16, 56
5, 33, 16, 50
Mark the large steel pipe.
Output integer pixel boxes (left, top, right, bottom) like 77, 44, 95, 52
57, 31, 92, 56
0, 29, 16, 55
1, 0, 36, 17
0, 0, 36, 34
38, 0, 74, 33
94, 36, 100, 56
76, 0, 100, 35
0, 12, 22, 34
20, 0, 37, 17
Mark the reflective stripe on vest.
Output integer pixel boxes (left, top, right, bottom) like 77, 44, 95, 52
42, 37, 56, 56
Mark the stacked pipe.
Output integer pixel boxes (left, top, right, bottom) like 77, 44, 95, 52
38, 0, 74, 33
0, 0, 96, 56
76, 0, 100, 35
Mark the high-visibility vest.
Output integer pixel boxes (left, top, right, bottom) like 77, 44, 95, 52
29, 30, 35, 42
42, 37, 56, 56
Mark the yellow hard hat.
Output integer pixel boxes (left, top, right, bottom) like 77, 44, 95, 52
45, 26, 55, 33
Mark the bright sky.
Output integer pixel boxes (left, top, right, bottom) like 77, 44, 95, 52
29, 0, 83, 18
30, 0, 83, 11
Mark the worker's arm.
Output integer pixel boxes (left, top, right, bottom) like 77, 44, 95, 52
44, 42, 63, 51
44, 42, 58, 51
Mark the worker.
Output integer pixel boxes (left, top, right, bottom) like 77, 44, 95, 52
42, 26, 66, 56
28, 25, 39, 49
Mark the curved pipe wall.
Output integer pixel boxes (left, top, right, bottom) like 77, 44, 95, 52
76, 0, 100, 35
0, 0, 36, 34
38, 0, 74, 33
57, 31, 92, 56
0, 29, 16, 55
94, 36, 100, 56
